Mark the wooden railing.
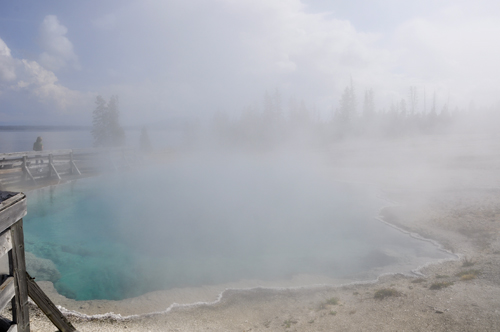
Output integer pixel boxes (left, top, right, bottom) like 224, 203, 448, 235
0, 191, 78, 332
0, 148, 139, 188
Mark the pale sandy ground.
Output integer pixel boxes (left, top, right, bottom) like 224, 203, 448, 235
8, 135, 500, 331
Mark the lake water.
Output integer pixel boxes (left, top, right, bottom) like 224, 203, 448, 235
0, 129, 183, 153
23, 153, 453, 301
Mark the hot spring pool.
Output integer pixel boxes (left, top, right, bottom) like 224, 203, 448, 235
23, 154, 452, 301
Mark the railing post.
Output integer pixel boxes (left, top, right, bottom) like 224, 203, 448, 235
10, 219, 30, 332
22, 156, 27, 181
1, 192, 78, 332
48, 154, 61, 180
0, 147, 141, 186
21, 156, 36, 185
48, 155, 52, 177
69, 151, 81, 176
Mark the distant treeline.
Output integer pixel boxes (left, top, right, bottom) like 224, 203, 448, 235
210, 87, 493, 149
0, 125, 91, 132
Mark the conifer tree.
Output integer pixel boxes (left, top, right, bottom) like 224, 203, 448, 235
339, 83, 356, 123
91, 95, 125, 147
362, 88, 374, 119
91, 95, 108, 147
107, 95, 125, 147
409, 86, 418, 115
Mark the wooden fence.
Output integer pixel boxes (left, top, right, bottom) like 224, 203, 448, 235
0, 148, 143, 330
0, 191, 78, 332
0, 148, 139, 189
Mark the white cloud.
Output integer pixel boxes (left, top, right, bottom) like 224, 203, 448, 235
88, 0, 386, 120
38, 15, 80, 71
0, 38, 16, 82
16, 60, 82, 109
4, 0, 500, 125
0, 37, 87, 112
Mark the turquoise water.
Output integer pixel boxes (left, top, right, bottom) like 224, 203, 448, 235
23, 154, 449, 301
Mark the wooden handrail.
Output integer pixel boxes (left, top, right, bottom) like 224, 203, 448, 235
0, 192, 79, 332
0, 147, 135, 161
0, 148, 139, 189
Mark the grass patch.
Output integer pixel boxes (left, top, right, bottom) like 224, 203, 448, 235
456, 269, 481, 279
326, 297, 339, 305
411, 278, 426, 283
460, 274, 477, 280
374, 288, 400, 300
329, 311, 337, 316
282, 319, 297, 328
435, 274, 449, 279
462, 257, 475, 267
429, 281, 453, 290
318, 297, 339, 310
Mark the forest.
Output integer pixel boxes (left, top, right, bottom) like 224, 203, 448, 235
209, 84, 495, 150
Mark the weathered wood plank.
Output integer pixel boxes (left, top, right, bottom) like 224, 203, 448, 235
1, 147, 136, 162
0, 230, 12, 259
0, 197, 27, 233
22, 168, 35, 184
0, 169, 22, 176
21, 157, 36, 186
48, 155, 61, 180
0, 147, 139, 188
0, 147, 134, 160
0, 157, 22, 164
0, 168, 21, 176
71, 161, 82, 175
0, 276, 15, 312
10, 220, 30, 332
0, 193, 24, 211
69, 152, 82, 176
26, 273, 78, 332
7, 324, 17, 332
0, 150, 73, 159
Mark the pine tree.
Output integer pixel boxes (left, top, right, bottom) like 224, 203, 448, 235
339, 84, 356, 123
408, 86, 418, 115
91, 95, 125, 147
91, 95, 108, 147
362, 88, 374, 119
107, 95, 125, 147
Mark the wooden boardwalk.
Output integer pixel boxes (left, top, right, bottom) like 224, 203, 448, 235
0, 147, 147, 331
0, 148, 140, 190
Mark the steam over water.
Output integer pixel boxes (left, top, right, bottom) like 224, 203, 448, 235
24, 153, 452, 301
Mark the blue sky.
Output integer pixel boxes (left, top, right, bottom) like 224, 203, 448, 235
1, 0, 499, 125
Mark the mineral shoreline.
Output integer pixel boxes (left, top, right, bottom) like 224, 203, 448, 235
9, 139, 500, 331
27, 180, 500, 332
